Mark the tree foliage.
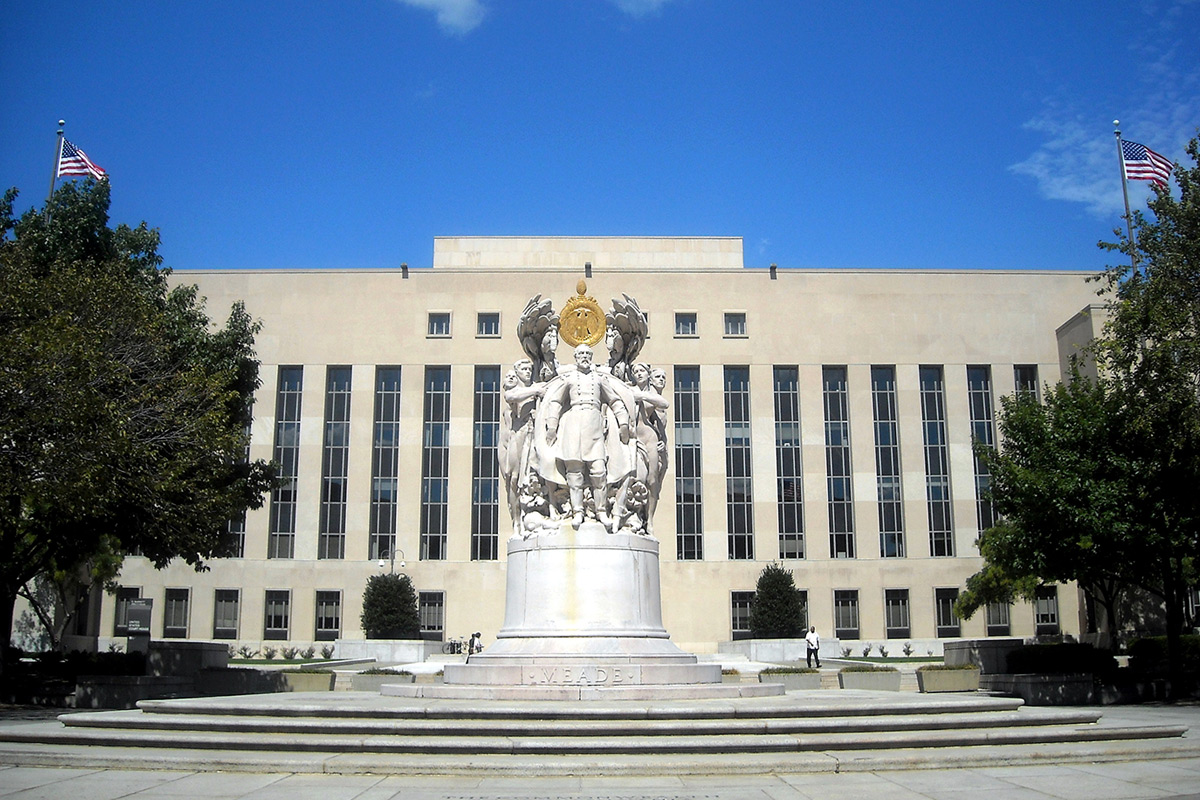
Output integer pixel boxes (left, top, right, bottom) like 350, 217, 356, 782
749, 563, 806, 638
958, 135, 1200, 692
0, 180, 277, 657
360, 573, 421, 639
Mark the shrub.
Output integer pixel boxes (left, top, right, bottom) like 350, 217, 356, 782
300, 646, 316, 659
917, 663, 980, 672
360, 667, 414, 676
840, 646, 852, 657
236, 645, 259, 659
361, 573, 420, 639
281, 646, 299, 660
1005, 643, 1117, 676
320, 645, 335, 659
879, 645, 889, 658
861, 644, 872, 657
748, 563, 806, 638
840, 664, 899, 673
902, 642, 913, 657
262, 646, 277, 660
760, 666, 818, 674
1128, 635, 1200, 674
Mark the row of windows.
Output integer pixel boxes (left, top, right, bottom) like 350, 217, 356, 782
257, 362, 1038, 565
113, 587, 448, 641
424, 311, 750, 339
729, 585, 1061, 641
117, 582, 1062, 642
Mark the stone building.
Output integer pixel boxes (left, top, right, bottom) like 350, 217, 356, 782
85, 237, 1102, 655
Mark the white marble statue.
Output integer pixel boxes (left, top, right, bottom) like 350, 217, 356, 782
501, 285, 668, 537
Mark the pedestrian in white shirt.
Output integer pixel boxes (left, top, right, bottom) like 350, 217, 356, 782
805, 626, 821, 668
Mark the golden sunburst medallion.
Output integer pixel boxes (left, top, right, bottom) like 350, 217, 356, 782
558, 279, 606, 347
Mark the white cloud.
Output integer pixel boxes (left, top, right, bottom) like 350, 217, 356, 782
610, 0, 676, 18
395, 0, 486, 35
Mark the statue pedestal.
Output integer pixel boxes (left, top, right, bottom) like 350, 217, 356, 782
444, 523, 720, 688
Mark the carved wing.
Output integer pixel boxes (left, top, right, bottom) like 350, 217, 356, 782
516, 294, 557, 374
608, 294, 648, 369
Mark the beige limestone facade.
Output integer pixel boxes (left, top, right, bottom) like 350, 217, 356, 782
87, 237, 1101, 656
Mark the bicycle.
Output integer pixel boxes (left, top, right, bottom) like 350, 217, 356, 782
441, 636, 466, 655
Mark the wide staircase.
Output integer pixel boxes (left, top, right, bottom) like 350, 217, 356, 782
0, 689, 1192, 775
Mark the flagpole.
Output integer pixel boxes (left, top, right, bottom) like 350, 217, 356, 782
1113, 120, 1138, 272
44, 120, 65, 221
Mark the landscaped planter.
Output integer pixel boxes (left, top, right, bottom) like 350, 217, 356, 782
759, 671, 821, 690
979, 673, 1094, 705
838, 668, 901, 691
349, 672, 415, 692
282, 671, 335, 692
916, 666, 980, 693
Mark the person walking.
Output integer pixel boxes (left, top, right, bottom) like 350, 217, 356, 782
805, 625, 821, 668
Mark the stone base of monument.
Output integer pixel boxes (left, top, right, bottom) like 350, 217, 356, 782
382, 522, 783, 700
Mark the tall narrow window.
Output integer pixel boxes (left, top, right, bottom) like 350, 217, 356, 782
319, 366, 352, 559
674, 367, 703, 560
163, 588, 189, 639
225, 415, 253, 558
730, 591, 754, 639
871, 366, 904, 558
773, 367, 804, 559
823, 367, 855, 558
967, 366, 997, 533
834, 589, 859, 639
315, 590, 341, 640
472, 366, 501, 560
920, 366, 954, 557
370, 367, 402, 561
419, 591, 445, 639
884, 589, 910, 639
1014, 364, 1040, 400
674, 312, 697, 337
421, 367, 451, 560
935, 587, 960, 637
269, 366, 303, 559
1035, 586, 1060, 635
112, 587, 140, 636
723, 312, 746, 337
264, 590, 290, 640
213, 589, 239, 639
724, 366, 754, 560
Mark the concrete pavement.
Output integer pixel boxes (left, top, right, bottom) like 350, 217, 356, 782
1, 757, 1200, 800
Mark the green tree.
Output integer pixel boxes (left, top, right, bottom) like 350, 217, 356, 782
360, 573, 421, 639
749, 563, 806, 638
955, 375, 1139, 641
1094, 134, 1200, 691
958, 136, 1200, 694
0, 180, 277, 665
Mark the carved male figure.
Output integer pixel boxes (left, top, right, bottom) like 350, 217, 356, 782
542, 344, 631, 526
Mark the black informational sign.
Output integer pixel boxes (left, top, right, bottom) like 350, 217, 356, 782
127, 598, 153, 633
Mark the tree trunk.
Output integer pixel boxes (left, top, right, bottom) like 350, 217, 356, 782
0, 586, 16, 680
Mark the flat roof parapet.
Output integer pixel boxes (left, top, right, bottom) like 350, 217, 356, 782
432, 236, 744, 270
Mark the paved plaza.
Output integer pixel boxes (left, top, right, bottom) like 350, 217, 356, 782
2, 759, 1200, 800
1, 703, 1199, 799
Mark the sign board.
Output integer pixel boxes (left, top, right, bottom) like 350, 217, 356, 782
127, 598, 153, 634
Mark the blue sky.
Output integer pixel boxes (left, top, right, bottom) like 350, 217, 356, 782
3, 1, 1197, 272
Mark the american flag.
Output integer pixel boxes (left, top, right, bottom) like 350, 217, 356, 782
57, 138, 107, 180
1121, 139, 1173, 187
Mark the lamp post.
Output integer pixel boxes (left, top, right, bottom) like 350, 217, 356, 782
377, 548, 406, 574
